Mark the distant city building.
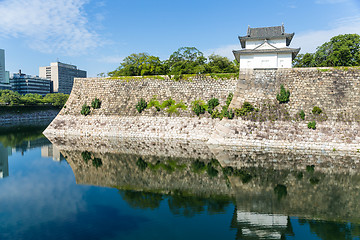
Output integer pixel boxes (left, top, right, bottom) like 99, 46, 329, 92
0, 49, 11, 90
41, 145, 62, 161
10, 70, 51, 95
39, 61, 87, 94
233, 24, 300, 69
0, 143, 9, 179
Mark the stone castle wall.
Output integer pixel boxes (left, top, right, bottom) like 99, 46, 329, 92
44, 68, 360, 151
232, 68, 360, 121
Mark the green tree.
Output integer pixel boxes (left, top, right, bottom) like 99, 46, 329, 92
108, 53, 166, 77
167, 47, 207, 75
43, 93, 69, 108
0, 90, 22, 105
293, 34, 360, 67
293, 53, 315, 67
205, 54, 238, 73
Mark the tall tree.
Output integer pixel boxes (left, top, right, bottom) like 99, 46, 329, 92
166, 47, 207, 75
293, 34, 360, 67
108, 53, 166, 77
206, 54, 238, 73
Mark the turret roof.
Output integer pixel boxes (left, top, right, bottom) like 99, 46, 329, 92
238, 25, 295, 48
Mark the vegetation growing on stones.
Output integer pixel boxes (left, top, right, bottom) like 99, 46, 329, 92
136, 98, 147, 113
308, 121, 316, 130
81, 103, 91, 116
276, 85, 290, 104
235, 102, 254, 116
136, 157, 148, 171
226, 93, 233, 107
91, 97, 101, 109
312, 106, 322, 115
92, 157, 103, 168
81, 151, 92, 163
192, 99, 207, 116
207, 98, 219, 114
299, 110, 305, 120
274, 184, 287, 200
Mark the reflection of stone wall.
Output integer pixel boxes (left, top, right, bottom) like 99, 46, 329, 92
211, 146, 360, 222
63, 150, 233, 197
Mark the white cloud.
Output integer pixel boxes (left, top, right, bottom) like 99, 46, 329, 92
0, 0, 102, 55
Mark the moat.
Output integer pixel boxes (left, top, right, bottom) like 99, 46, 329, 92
0, 127, 359, 239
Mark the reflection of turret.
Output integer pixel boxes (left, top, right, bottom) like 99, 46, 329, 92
0, 143, 9, 178
210, 145, 360, 223
231, 208, 294, 240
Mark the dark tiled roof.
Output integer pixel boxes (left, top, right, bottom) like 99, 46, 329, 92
232, 47, 301, 62
238, 25, 295, 48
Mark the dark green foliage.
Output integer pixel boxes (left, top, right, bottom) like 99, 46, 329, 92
0, 90, 68, 108
43, 93, 69, 108
222, 166, 234, 176
191, 160, 206, 173
235, 101, 254, 116
206, 54, 238, 73
276, 85, 290, 104
293, 34, 360, 67
233, 169, 252, 183
207, 98, 219, 114
160, 98, 176, 109
310, 177, 320, 185
211, 109, 222, 119
81, 103, 90, 116
308, 121, 316, 130
312, 106, 322, 115
226, 93, 233, 106
274, 184, 287, 200
108, 53, 167, 77
299, 110, 305, 120
136, 98, 147, 113
92, 157, 102, 168
207, 163, 219, 178
296, 172, 303, 180
81, 151, 92, 163
192, 100, 206, 116
306, 165, 315, 173
91, 97, 101, 109
136, 157, 148, 171
224, 109, 234, 119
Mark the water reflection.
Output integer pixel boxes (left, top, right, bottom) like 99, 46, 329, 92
44, 134, 360, 239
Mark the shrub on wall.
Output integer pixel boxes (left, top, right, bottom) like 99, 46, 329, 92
312, 106, 322, 115
81, 103, 91, 116
192, 99, 207, 116
207, 98, 219, 114
299, 110, 305, 120
136, 98, 147, 113
235, 101, 254, 116
92, 157, 103, 168
276, 85, 290, 104
308, 121, 316, 130
226, 93, 233, 106
147, 97, 161, 111
91, 98, 101, 109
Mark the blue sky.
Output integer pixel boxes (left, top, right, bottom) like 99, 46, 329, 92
0, 0, 359, 77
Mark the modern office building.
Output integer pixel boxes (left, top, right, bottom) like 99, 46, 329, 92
39, 61, 87, 94
0, 143, 9, 179
10, 70, 51, 95
0, 49, 11, 90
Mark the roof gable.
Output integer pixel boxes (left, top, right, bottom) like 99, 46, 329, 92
253, 40, 277, 50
